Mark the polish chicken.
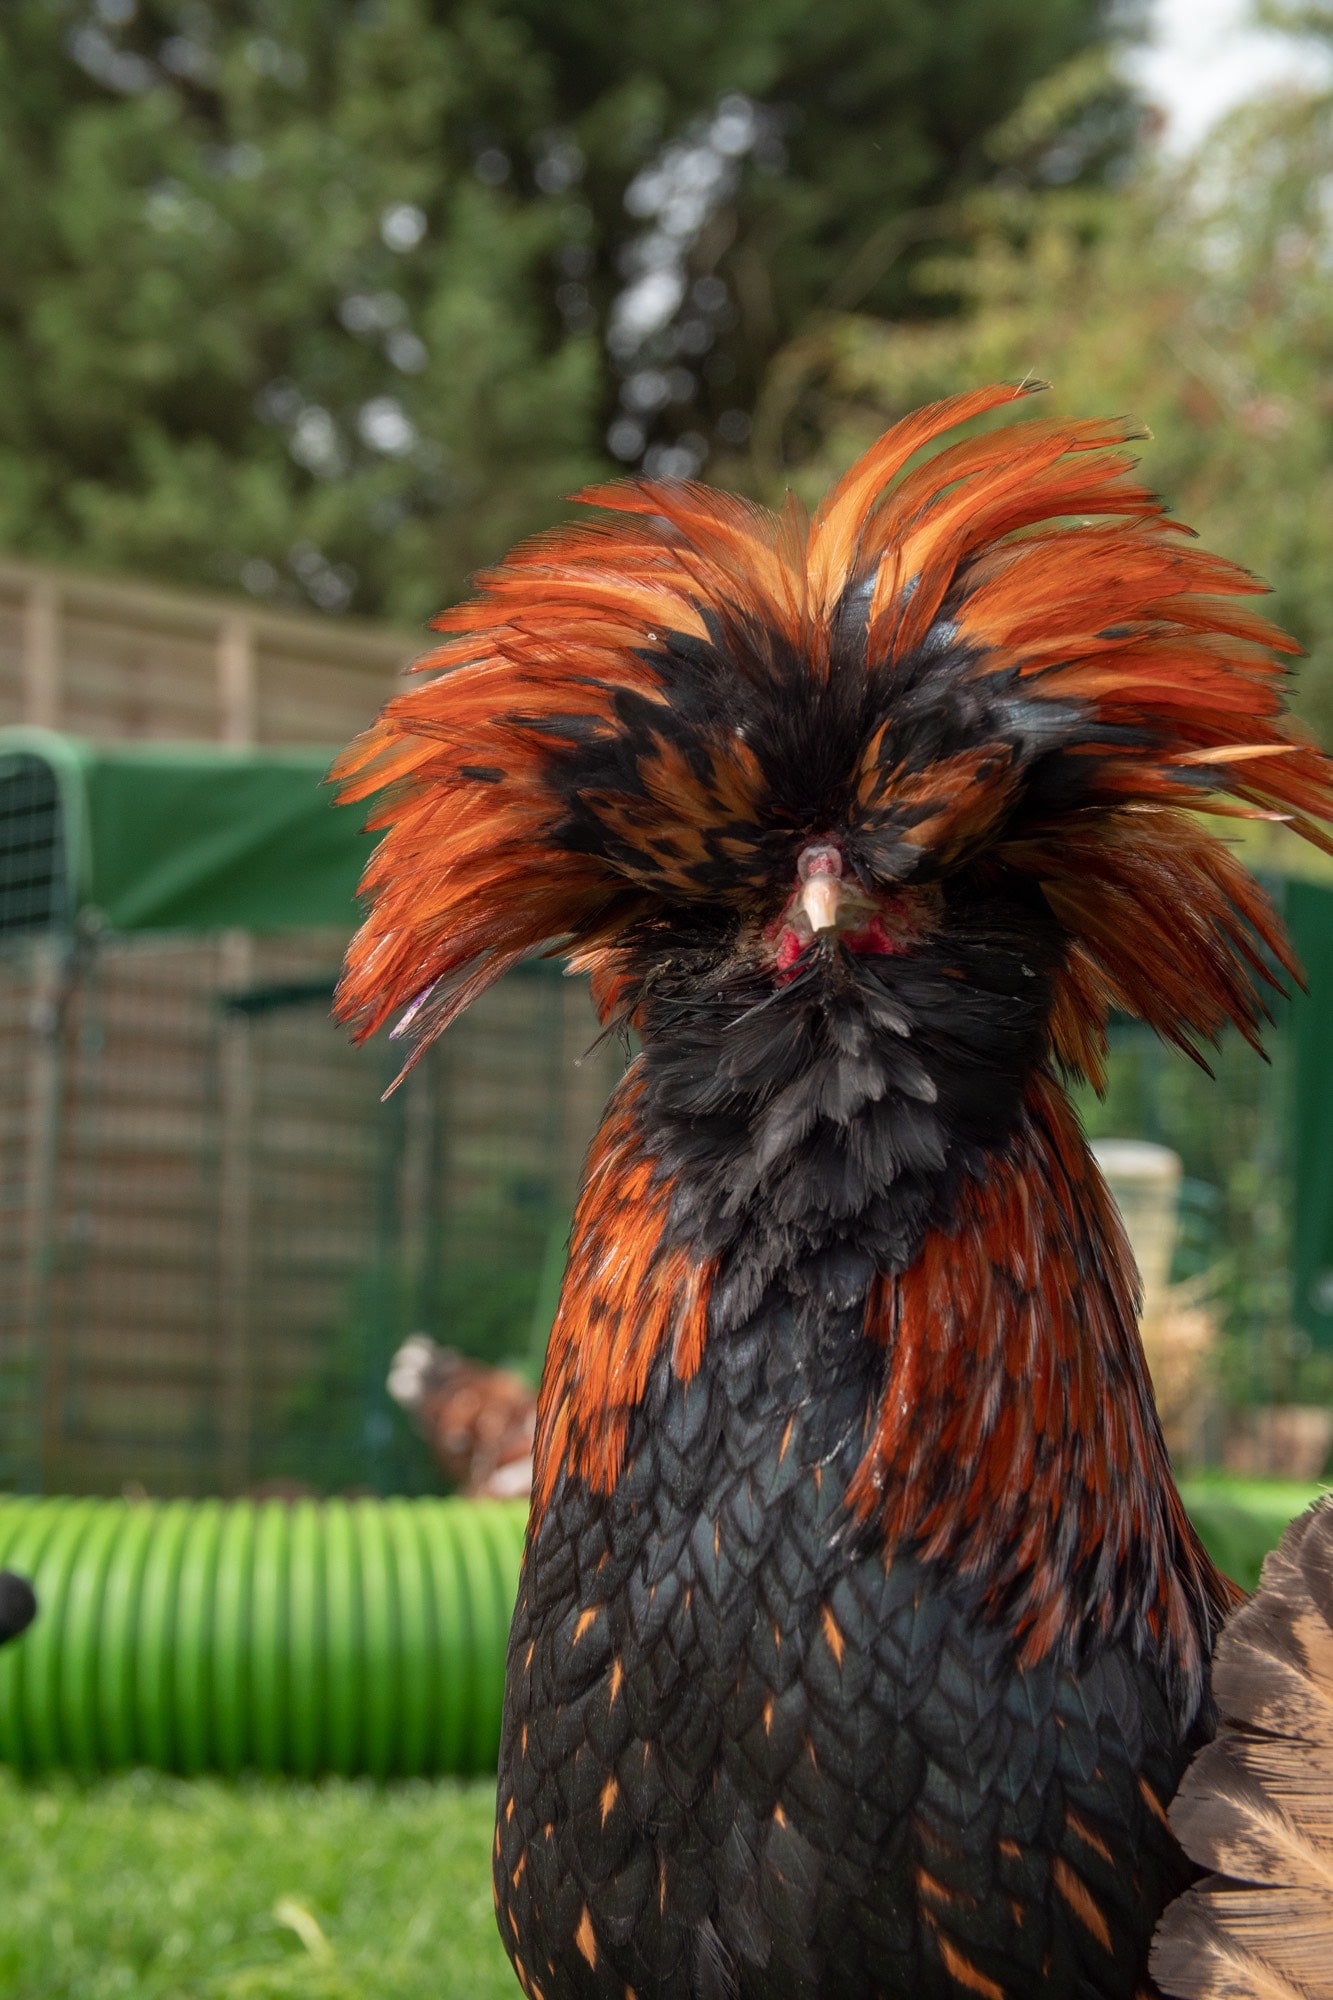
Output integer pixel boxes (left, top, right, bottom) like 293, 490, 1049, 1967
336, 385, 1333, 2000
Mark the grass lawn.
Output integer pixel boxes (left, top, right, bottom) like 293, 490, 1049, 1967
0, 1482, 1322, 1995
1180, 1477, 1325, 1592
0, 1769, 515, 1999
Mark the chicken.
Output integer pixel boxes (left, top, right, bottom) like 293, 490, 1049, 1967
335, 383, 1333, 2000
1151, 1493, 1333, 2000
387, 1334, 536, 1498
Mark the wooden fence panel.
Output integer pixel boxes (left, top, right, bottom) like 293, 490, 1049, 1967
0, 559, 626, 1496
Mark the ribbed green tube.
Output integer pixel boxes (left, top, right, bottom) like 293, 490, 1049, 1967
0, 1497, 526, 1777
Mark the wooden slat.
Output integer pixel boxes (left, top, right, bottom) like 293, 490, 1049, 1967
0, 555, 415, 748
0, 556, 414, 673
256, 649, 411, 744
58, 613, 221, 740
22, 579, 61, 727
0, 596, 27, 723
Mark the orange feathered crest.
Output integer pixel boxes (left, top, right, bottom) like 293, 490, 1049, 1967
335, 383, 1333, 1079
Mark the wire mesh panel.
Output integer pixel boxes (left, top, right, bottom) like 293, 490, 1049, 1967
44, 939, 225, 1494
243, 955, 618, 1495
0, 752, 65, 935
0, 934, 622, 1498
0, 944, 43, 1489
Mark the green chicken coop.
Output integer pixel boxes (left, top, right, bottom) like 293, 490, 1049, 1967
0, 727, 621, 1500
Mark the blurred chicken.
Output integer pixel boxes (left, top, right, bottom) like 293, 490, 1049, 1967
1152, 1494, 1333, 1999
388, 1334, 535, 1498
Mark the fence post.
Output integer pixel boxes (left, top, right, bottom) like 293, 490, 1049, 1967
217, 614, 255, 748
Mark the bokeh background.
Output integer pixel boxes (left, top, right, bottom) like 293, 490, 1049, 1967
3, 0, 1333, 1497
2, 4, 1333, 1995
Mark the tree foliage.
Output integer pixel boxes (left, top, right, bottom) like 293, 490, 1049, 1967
750, 46, 1333, 744
0, 0, 1128, 622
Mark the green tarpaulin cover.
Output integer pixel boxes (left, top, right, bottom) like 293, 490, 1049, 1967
0, 727, 374, 933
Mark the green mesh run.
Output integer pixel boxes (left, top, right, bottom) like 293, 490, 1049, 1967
0, 730, 623, 1498
0, 940, 621, 1499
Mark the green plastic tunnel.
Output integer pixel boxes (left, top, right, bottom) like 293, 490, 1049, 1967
0, 1496, 527, 1777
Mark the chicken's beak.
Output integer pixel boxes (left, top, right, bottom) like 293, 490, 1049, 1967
792, 876, 836, 936
792, 844, 844, 936
799, 873, 844, 934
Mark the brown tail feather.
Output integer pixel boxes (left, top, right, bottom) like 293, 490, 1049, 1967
1152, 1497, 1333, 2000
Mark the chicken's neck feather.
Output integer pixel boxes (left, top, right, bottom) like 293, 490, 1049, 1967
849, 1074, 1237, 1718
535, 942, 1236, 1719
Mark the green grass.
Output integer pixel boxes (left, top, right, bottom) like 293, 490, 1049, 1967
0, 1770, 515, 1999
0, 1480, 1324, 1996
1181, 1477, 1326, 1592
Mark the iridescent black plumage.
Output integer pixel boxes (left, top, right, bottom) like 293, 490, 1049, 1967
336, 388, 1333, 1999
496, 1089, 1204, 1998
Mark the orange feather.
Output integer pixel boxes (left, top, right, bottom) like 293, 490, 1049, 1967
334, 384, 1333, 1078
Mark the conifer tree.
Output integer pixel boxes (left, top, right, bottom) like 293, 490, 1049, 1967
0, 1, 1132, 620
